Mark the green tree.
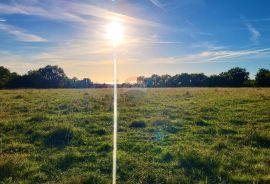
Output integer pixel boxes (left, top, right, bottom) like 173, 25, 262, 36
37, 65, 67, 88
219, 67, 249, 87
0, 66, 17, 88
255, 68, 270, 87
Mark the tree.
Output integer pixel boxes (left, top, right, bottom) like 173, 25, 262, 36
208, 75, 225, 87
255, 68, 270, 87
169, 73, 192, 87
0, 66, 17, 88
190, 73, 208, 87
219, 67, 249, 87
37, 65, 67, 88
0, 66, 11, 88
160, 74, 171, 87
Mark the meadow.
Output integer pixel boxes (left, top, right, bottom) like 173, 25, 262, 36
0, 88, 269, 184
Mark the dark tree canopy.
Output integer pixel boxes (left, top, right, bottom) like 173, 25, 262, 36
255, 68, 270, 87
0, 66, 11, 88
1, 65, 93, 89
135, 67, 267, 88
219, 67, 249, 87
0, 66, 17, 88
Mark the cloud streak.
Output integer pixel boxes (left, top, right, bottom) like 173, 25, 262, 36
149, 48, 270, 64
0, 22, 47, 42
0, 1, 160, 27
245, 22, 261, 43
149, 0, 164, 10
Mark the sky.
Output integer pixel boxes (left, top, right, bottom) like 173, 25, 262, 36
0, 0, 270, 83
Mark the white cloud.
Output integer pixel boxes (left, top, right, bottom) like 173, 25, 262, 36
0, 1, 160, 27
149, 0, 164, 10
149, 48, 270, 64
245, 22, 261, 43
0, 22, 47, 42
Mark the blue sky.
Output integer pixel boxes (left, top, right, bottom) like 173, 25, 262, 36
0, 0, 270, 82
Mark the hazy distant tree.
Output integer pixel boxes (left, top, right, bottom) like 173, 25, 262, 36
137, 76, 145, 87
151, 74, 161, 87
171, 73, 192, 87
160, 74, 171, 87
167, 75, 180, 87
255, 68, 270, 87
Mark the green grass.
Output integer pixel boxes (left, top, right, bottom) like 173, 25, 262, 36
0, 88, 269, 184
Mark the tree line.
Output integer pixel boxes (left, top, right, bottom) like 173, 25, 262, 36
0, 65, 270, 89
135, 67, 270, 87
0, 65, 95, 89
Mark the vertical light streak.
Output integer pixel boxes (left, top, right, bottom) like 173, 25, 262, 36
112, 47, 117, 184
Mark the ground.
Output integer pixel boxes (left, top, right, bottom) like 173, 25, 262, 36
0, 88, 269, 184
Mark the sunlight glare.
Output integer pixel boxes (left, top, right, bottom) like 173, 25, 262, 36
106, 20, 124, 47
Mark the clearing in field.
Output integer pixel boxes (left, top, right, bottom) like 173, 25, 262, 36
0, 88, 269, 183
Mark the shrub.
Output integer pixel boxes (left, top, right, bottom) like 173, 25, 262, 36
94, 129, 107, 136
14, 95, 23, 99
56, 152, 82, 171
97, 143, 112, 153
81, 173, 109, 184
129, 121, 146, 128
65, 173, 109, 184
28, 114, 48, 123
178, 151, 221, 182
44, 127, 74, 147
0, 156, 22, 180
161, 152, 174, 162
229, 119, 246, 125
247, 131, 270, 148
165, 126, 179, 134
0, 154, 38, 182
153, 119, 169, 126
195, 119, 209, 126
213, 142, 227, 151
220, 128, 237, 135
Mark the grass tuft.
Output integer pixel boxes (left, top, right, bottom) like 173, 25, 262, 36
44, 127, 74, 147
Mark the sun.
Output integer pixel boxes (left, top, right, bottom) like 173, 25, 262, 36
106, 20, 124, 47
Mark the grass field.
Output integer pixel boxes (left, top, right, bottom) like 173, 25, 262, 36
0, 88, 269, 184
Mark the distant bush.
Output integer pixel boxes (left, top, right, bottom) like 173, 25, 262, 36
28, 114, 48, 123
161, 152, 174, 162
44, 127, 74, 147
153, 119, 170, 126
129, 121, 146, 128
81, 173, 109, 184
229, 119, 246, 125
97, 143, 112, 153
220, 128, 237, 135
65, 173, 109, 184
94, 128, 107, 136
178, 151, 221, 182
194, 119, 209, 126
14, 95, 23, 99
0, 155, 37, 182
246, 131, 270, 148
213, 142, 227, 151
0, 155, 22, 180
56, 152, 82, 171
